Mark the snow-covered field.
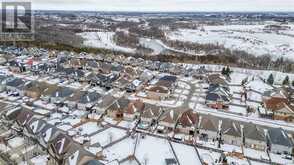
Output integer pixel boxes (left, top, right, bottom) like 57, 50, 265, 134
171, 142, 202, 165
77, 32, 136, 53
103, 137, 136, 162
167, 24, 294, 60
135, 135, 175, 165
73, 122, 103, 136
89, 127, 127, 146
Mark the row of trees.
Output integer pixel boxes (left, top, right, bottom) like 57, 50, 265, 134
267, 74, 294, 86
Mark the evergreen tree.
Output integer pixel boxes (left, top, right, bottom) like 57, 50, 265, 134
241, 77, 248, 86
225, 67, 230, 75
226, 66, 233, 75
283, 76, 290, 86
292, 80, 294, 87
267, 74, 274, 85
221, 67, 226, 75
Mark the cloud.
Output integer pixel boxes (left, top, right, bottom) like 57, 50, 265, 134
31, 0, 294, 11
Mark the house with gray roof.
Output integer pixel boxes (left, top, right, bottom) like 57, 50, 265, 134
267, 128, 293, 155
220, 120, 242, 146
242, 123, 266, 150
198, 115, 219, 142
5, 77, 26, 95
50, 87, 74, 104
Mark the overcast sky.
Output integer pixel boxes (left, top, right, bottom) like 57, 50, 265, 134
31, 0, 294, 12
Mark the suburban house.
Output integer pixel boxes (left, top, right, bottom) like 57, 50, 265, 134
157, 108, 181, 133
63, 68, 86, 82
8, 60, 25, 73
123, 66, 140, 79
146, 86, 170, 100
267, 128, 293, 155
99, 62, 112, 75
242, 123, 267, 150
39, 126, 61, 148
24, 81, 50, 99
205, 74, 232, 109
123, 99, 145, 121
106, 98, 130, 120
50, 87, 74, 104
175, 109, 199, 135
112, 77, 130, 90
220, 120, 242, 146
66, 91, 101, 110
15, 108, 35, 127
48, 133, 75, 164
207, 74, 229, 87
27, 118, 48, 137
146, 75, 177, 100
41, 84, 60, 102
5, 77, 26, 96
139, 104, 163, 129
139, 69, 154, 83
95, 94, 116, 114
263, 88, 294, 122
193, 66, 209, 80
198, 115, 219, 142
66, 148, 100, 165
126, 79, 143, 93
205, 84, 231, 109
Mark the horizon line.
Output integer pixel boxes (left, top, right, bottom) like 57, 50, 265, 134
34, 9, 294, 13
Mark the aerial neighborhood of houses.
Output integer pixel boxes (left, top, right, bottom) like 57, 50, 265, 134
0, 46, 294, 165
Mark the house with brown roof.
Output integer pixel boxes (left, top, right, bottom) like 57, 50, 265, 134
208, 74, 228, 85
123, 99, 145, 121
123, 66, 139, 79
15, 108, 35, 127
41, 84, 59, 102
145, 75, 177, 100
263, 94, 294, 122
175, 109, 199, 135
48, 133, 75, 164
24, 81, 50, 99
146, 86, 170, 100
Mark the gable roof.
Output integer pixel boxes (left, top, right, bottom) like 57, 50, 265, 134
264, 97, 293, 113
160, 108, 182, 124
107, 97, 130, 113
220, 120, 241, 137
177, 109, 199, 128
199, 115, 219, 132
206, 93, 230, 102
5, 77, 25, 88
141, 104, 163, 119
208, 74, 229, 87
242, 123, 265, 141
50, 133, 73, 156
16, 108, 35, 126
267, 128, 293, 147
67, 148, 98, 165
51, 87, 74, 98
125, 100, 145, 114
